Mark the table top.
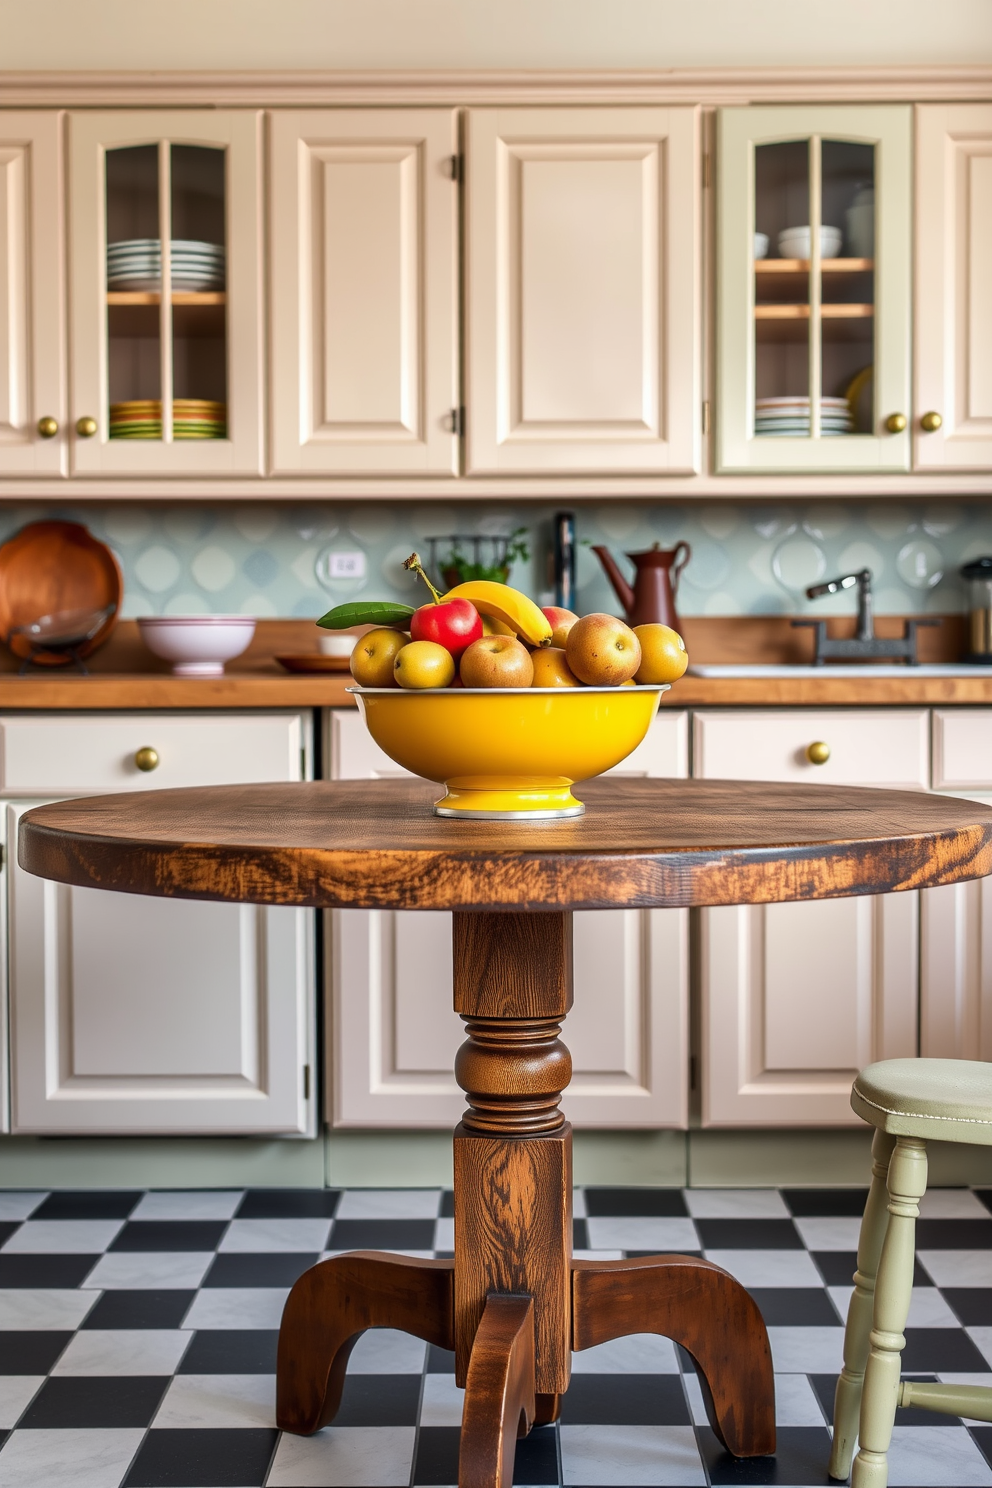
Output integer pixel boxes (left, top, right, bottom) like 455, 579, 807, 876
18, 778, 992, 912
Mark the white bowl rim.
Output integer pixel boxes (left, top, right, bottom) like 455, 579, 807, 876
349, 683, 671, 695
137, 614, 256, 626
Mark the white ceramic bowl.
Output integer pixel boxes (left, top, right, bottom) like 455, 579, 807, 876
137, 615, 256, 677
754, 231, 769, 260
777, 225, 843, 259
318, 632, 358, 658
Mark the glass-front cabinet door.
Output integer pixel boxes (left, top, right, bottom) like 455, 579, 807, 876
69, 112, 262, 476
717, 105, 911, 473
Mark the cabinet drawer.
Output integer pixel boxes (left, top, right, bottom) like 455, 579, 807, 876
0, 713, 306, 794
693, 709, 929, 788
932, 711, 992, 790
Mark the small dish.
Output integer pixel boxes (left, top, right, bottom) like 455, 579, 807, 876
318, 633, 358, 658
754, 231, 769, 260
275, 654, 352, 673
777, 225, 843, 259
137, 615, 256, 677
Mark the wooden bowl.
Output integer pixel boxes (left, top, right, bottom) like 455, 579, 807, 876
0, 521, 123, 666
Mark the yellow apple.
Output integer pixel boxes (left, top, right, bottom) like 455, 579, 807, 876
459, 635, 535, 688
541, 606, 580, 648
633, 624, 688, 684
531, 647, 581, 687
393, 640, 456, 689
349, 628, 408, 687
565, 613, 641, 685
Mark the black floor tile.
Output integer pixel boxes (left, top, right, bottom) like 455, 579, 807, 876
413, 1425, 461, 1485
915, 1218, 992, 1248
901, 1327, 991, 1373
110, 1219, 229, 1252
19, 1375, 169, 1428
123, 1427, 278, 1487
810, 1372, 962, 1428
971, 1426, 992, 1470
440, 1189, 455, 1218
427, 1344, 456, 1373
328, 1218, 437, 1250
811, 1250, 930, 1286
750, 1287, 841, 1326
559, 1374, 690, 1425
974, 1190, 992, 1216
0, 1331, 73, 1375
698, 1424, 833, 1485
235, 1188, 340, 1218
584, 1187, 689, 1217
81, 1290, 197, 1331
333, 1373, 422, 1426
572, 1219, 589, 1249
31, 1190, 141, 1220
782, 1188, 869, 1217
943, 1287, 992, 1325
178, 1329, 279, 1373
0, 1254, 97, 1288
695, 1218, 802, 1250
0, 1223, 19, 1249
512, 1424, 559, 1484
202, 1252, 319, 1288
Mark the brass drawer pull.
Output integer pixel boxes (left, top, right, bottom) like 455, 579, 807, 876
134, 747, 160, 772
806, 741, 830, 765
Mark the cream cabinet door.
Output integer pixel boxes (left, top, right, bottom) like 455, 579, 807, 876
465, 107, 699, 475
0, 113, 65, 476
326, 708, 690, 1128
695, 709, 922, 1125
915, 105, 992, 470
269, 110, 459, 476
920, 791, 992, 1061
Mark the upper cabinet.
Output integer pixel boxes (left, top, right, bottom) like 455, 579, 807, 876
717, 105, 912, 474
915, 105, 992, 471
464, 107, 700, 475
0, 113, 64, 477
68, 111, 263, 476
269, 109, 459, 476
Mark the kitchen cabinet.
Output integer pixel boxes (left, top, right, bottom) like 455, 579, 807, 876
0, 113, 64, 477
68, 111, 263, 476
717, 104, 912, 473
269, 109, 459, 477
915, 104, 992, 471
325, 707, 690, 1128
464, 106, 699, 475
695, 709, 924, 1125
5, 712, 315, 1134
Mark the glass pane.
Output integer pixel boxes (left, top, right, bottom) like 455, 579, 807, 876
106, 145, 162, 437
170, 145, 228, 440
754, 141, 810, 436
821, 139, 875, 434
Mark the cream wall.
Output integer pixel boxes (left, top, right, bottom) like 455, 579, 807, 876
0, 0, 989, 72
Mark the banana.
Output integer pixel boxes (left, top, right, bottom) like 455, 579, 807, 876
441, 580, 553, 648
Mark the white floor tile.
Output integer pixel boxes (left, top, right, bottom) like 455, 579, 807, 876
348, 1328, 427, 1373
434, 1217, 454, 1251
585, 1217, 699, 1252
572, 1190, 587, 1219
767, 1325, 845, 1373
0, 1428, 145, 1488
182, 1287, 288, 1330
920, 1251, 992, 1287
571, 1249, 624, 1261
419, 1372, 464, 1426
334, 1189, 442, 1220
684, 1189, 790, 1219
886, 1425, 992, 1486
560, 1423, 706, 1486
0, 1379, 42, 1430
130, 1190, 244, 1220
152, 1373, 276, 1428
938, 1372, 992, 1389
704, 1249, 824, 1287
1, 1220, 123, 1254
266, 1425, 416, 1486
919, 1189, 991, 1219
968, 1328, 992, 1368
828, 1285, 961, 1329
0, 1195, 46, 1222
82, 1251, 213, 1291
570, 1333, 679, 1374
52, 1329, 191, 1376
792, 1216, 864, 1251
0, 1288, 96, 1330
682, 1373, 709, 1427
773, 1372, 831, 1426
219, 1217, 332, 1253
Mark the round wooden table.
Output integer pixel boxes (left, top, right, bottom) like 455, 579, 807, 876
20, 777, 992, 1488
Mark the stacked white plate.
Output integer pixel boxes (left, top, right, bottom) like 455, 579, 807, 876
755, 395, 854, 437
107, 239, 225, 292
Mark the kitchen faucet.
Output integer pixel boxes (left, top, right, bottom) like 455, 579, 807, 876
792, 567, 938, 665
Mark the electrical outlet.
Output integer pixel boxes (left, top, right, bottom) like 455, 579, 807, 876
327, 551, 366, 580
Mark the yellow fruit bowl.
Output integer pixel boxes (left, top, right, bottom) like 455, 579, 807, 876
350, 684, 669, 819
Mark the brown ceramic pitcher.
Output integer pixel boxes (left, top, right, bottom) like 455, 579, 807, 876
591, 541, 691, 630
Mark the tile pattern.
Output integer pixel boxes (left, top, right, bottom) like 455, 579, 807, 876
1, 1185, 992, 1485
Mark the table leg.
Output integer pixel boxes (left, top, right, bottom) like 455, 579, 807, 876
458, 1294, 536, 1488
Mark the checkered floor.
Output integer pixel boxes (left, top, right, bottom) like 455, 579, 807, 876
1, 1186, 992, 1487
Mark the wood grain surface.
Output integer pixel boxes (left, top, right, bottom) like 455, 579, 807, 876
458, 1295, 537, 1488
19, 777, 992, 911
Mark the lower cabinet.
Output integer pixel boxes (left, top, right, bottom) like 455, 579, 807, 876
4, 712, 316, 1135
326, 707, 690, 1129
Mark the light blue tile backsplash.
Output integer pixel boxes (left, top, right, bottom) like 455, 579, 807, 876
3, 499, 991, 622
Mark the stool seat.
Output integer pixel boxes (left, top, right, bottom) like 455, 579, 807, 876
852, 1058, 992, 1146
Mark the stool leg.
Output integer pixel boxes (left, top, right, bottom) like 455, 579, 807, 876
851, 1136, 927, 1488
829, 1130, 896, 1480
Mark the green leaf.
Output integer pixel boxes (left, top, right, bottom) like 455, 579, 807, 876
317, 601, 414, 630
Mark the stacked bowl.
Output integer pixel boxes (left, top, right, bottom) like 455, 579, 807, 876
107, 239, 226, 292
755, 396, 854, 437
109, 399, 227, 439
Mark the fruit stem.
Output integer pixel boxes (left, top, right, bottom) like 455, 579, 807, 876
403, 552, 444, 605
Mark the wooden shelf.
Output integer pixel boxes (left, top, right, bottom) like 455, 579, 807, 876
754, 303, 874, 319
106, 292, 227, 306
754, 258, 873, 274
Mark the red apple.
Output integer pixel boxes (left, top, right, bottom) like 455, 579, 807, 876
410, 598, 483, 659
541, 606, 580, 648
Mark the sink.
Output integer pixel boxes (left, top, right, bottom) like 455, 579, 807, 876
687, 664, 992, 678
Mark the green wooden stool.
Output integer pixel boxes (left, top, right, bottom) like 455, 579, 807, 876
831, 1058, 992, 1486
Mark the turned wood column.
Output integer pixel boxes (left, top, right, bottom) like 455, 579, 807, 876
452, 911, 573, 1395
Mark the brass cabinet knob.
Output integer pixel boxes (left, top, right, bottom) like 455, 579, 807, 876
75, 416, 98, 438
37, 416, 58, 439
134, 747, 160, 773
884, 413, 907, 434
921, 410, 943, 433
806, 741, 831, 765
